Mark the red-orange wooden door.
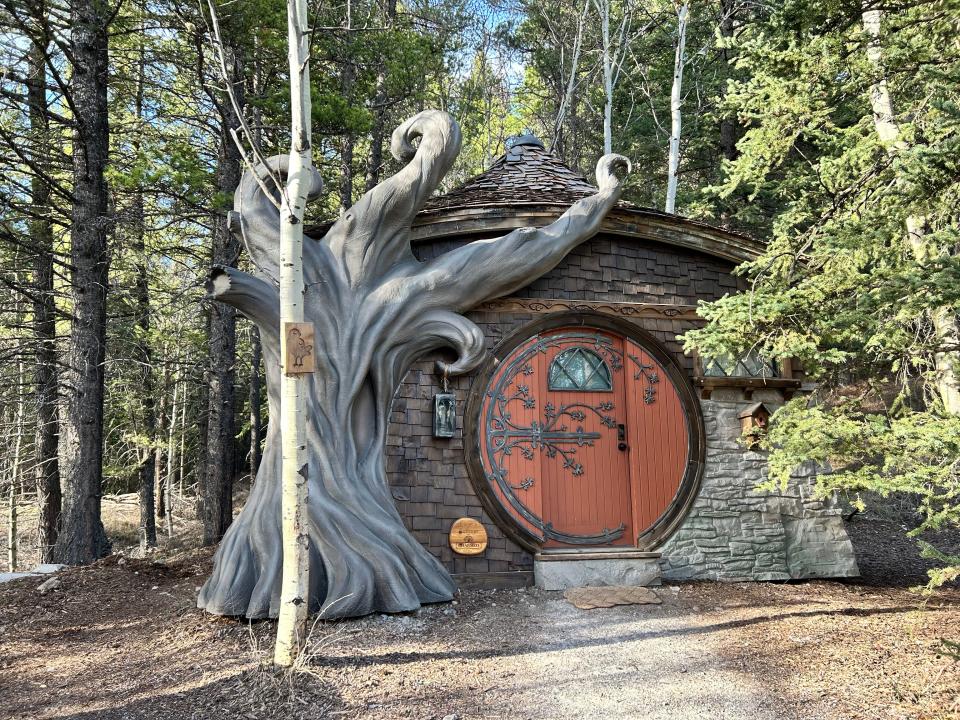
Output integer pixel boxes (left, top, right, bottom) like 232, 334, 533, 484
537, 332, 633, 546
479, 327, 689, 548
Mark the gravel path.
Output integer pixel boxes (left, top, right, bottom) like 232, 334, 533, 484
309, 587, 801, 720
3, 551, 954, 720
490, 592, 779, 719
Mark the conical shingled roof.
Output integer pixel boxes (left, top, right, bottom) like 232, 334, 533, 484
421, 134, 601, 213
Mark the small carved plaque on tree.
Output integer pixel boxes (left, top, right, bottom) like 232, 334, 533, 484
449, 517, 488, 556
283, 322, 315, 375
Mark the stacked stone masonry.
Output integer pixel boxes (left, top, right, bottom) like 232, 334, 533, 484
659, 391, 859, 581
385, 233, 859, 581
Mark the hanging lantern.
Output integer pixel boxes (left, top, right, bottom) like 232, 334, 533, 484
434, 392, 456, 438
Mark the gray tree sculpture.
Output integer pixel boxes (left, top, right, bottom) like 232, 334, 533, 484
198, 110, 630, 619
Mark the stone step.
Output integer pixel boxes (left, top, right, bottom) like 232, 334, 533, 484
533, 551, 662, 591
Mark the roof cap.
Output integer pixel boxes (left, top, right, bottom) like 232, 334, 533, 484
505, 131, 545, 151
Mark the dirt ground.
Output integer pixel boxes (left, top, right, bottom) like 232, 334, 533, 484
1, 504, 958, 720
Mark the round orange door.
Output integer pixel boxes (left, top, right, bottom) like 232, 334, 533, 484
478, 327, 690, 548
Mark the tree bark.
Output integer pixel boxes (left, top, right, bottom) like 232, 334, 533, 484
7, 486, 16, 573
198, 112, 630, 620
164, 373, 178, 537
554, 0, 590, 158
202, 42, 245, 546
364, 0, 397, 193
27, 34, 61, 562
717, 0, 738, 162
665, 1, 689, 214
861, 8, 960, 413
273, 0, 315, 663
340, 134, 355, 213
155, 361, 171, 521
594, 0, 614, 155
54, 0, 111, 564
133, 35, 157, 550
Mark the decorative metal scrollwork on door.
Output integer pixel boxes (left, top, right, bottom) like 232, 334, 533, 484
481, 332, 661, 545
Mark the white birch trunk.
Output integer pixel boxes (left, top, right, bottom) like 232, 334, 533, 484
665, 1, 689, 214
862, 8, 960, 413
178, 377, 187, 497
273, 0, 314, 668
597, 0, 614, 155
7, 360, 23, 572
7, 486, 15, 573
555, 0, 590, 149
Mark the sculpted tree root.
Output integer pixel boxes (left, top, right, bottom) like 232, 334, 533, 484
198, 110, 630, 619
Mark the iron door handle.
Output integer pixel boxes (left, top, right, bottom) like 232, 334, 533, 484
617, 423, 628, 451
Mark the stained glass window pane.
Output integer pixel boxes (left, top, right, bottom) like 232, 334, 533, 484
548, 348, 613, 391
702, 351, 777, 378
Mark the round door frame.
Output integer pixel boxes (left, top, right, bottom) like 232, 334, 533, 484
463, 310, 706, 554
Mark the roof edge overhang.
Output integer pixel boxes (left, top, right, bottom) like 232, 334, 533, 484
408, 203, 763, 265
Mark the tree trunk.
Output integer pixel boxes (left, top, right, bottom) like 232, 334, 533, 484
7, 486, 16, 573
594, 0, 614, 155
178, 376, 188, 496
198, 112, 630, 620
133, 40, 157, 549
665, 1, 689, 214
202, 43, 245, 546
155, 360, 171, 521
27, 34, 61, 562
861, 8, 960, 413
554, 0, 590, 157
717, 0, 738, 162
8, 361, 25, 571
165, 373, 179, 535
340, 134, 355, 214
54, 0, 111, 564
364, 0, 396, 193
272, 0, 315, 664
249, 328, 262, 477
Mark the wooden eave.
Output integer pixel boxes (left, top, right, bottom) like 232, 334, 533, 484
406, 202, 763, 265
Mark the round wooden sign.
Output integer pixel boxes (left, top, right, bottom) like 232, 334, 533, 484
449, 517, 488, 556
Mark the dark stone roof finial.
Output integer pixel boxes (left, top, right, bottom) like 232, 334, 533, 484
505, 130, 545, 151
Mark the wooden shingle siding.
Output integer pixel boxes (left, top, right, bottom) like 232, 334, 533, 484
385, 233, 733, 575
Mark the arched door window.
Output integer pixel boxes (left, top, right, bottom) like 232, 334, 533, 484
548, 347, 613, 391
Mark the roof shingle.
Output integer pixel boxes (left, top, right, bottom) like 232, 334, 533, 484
421, 134, 600, 213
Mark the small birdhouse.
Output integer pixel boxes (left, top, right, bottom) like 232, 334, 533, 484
738, 402, 771, 450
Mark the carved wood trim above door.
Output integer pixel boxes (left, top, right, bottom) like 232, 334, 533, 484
472, 298, 702, 321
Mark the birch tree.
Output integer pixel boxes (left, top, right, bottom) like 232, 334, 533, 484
861, 7, 960, 414
664, 0, 689, 214
272, 0, 314, 667
592, 0, 633, 155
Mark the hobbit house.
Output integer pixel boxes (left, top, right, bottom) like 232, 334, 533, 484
357, 133, 859, 590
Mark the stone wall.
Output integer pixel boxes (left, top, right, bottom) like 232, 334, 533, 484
659, 390, 860, 581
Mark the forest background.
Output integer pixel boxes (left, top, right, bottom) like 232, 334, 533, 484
0, 0, 957, 582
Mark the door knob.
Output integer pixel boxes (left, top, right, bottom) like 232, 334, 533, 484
617, 423, 628, 451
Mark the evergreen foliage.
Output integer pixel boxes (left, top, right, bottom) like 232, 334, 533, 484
683, 0, 960, 586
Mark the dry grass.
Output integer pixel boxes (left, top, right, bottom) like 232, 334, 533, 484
0, 492, 205, 571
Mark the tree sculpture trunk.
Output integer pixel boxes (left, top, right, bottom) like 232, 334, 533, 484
198, 111, 629, 619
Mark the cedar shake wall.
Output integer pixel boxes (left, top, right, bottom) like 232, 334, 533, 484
385, 234, 739, 575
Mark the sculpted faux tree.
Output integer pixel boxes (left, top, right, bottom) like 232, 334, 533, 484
199, 110, 630, 619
